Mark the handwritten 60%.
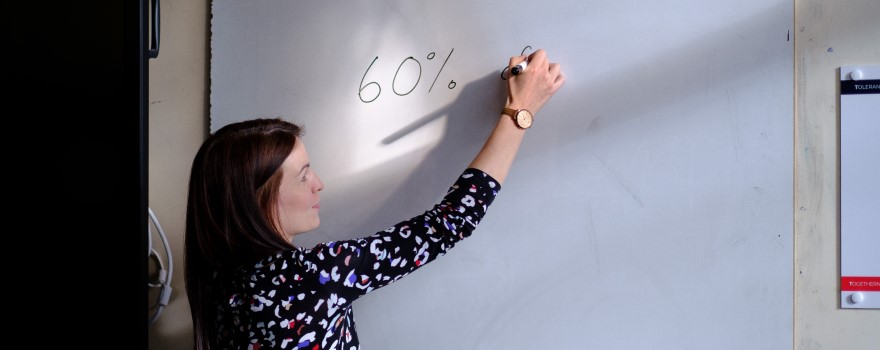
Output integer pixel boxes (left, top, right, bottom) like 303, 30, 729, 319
358, 48, 456, 103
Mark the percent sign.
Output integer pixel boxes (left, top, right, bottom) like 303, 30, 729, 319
358, 48, 457, 103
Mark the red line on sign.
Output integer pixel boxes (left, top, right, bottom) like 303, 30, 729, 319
841, 276, 880, 291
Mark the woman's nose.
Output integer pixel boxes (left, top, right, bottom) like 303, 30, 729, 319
315, 174, 325, 192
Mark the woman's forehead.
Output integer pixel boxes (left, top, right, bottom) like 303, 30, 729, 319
284, 139, 309, 170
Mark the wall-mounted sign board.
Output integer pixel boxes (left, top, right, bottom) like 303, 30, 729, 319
840, 65, 880, 309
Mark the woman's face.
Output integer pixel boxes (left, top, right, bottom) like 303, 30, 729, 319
276, 139, 324, 240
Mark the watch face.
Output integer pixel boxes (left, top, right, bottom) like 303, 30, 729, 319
516, 110, 533, 128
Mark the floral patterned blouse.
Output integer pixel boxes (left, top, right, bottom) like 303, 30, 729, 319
214, 169, 500, 349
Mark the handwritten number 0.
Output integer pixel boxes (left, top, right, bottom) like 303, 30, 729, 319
393, 57, 421, 96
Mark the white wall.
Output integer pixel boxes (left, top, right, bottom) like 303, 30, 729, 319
794, 0, 880, 348
146, 0, 205, 348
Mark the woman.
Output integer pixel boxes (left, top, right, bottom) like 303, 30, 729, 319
185, 49, 565, 350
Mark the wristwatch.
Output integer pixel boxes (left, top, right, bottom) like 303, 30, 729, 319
502, 108, 533, 129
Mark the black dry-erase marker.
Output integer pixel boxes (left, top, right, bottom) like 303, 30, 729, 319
510, 59, 529, 76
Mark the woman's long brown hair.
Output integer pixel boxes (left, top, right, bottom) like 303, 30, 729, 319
184, 118, 302, 350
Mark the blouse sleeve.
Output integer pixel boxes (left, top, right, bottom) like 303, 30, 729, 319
299, 168, 500, 301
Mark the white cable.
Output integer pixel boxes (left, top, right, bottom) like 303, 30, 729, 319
148, 248, 165, 289
148, 207, 173, 326
147, 214, 153, 257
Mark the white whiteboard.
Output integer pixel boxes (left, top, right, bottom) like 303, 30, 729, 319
210, 1, 793, 348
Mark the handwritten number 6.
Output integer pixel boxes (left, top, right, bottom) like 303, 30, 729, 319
359, 56, 381, 103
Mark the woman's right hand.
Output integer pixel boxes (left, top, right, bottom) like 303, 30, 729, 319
505, 49, 566, 115
467, 49, 566, 184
